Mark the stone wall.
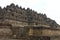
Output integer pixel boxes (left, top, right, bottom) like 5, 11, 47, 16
27, 27, 60, 36
0, 19, 28, 27
50, 36, 60, 40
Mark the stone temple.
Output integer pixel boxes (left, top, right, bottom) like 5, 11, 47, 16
0, 3, 60, 40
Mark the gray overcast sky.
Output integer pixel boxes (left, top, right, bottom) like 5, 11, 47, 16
0, 0, 60, 24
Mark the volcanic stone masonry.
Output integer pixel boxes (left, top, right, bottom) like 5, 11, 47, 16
0, 3, 60, 40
